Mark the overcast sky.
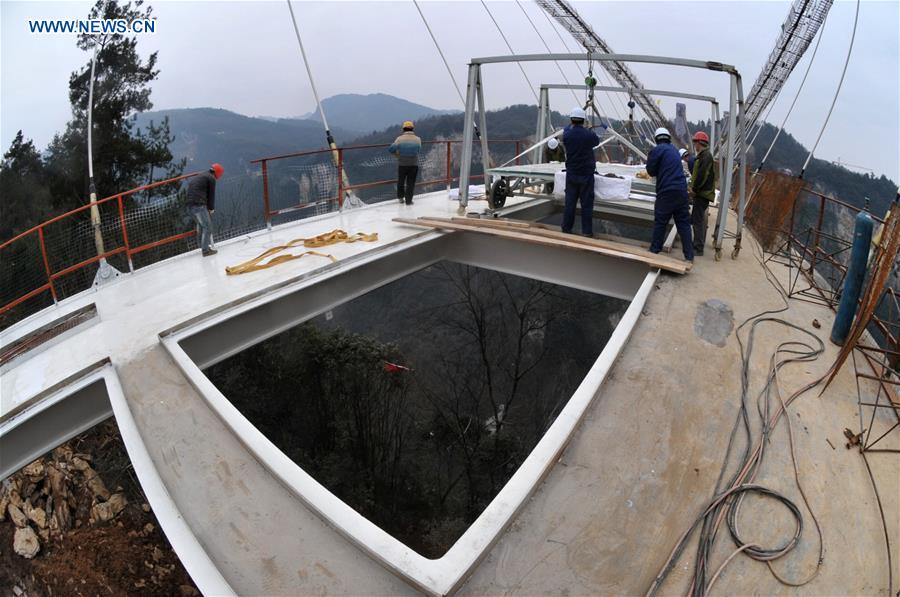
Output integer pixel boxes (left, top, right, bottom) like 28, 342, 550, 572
2, 0, 898, 181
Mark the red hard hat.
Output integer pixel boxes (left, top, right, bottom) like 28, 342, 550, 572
211, 163, 224, 179
692, 131, 710, 144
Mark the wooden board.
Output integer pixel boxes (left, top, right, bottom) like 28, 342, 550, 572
393, 217, 690, 275
449, 217, 651, 249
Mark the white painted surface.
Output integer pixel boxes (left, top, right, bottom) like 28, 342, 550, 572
1, 192, 519, 416
161, 258, 658, 595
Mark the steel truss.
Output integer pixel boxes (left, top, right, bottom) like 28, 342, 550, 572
743, 0, 834, 134
534, 0, 668, 129
458, 52, 747, 261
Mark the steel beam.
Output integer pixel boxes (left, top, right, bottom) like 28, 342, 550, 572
458, 64, 480, 208
541, 83, 717, 104
471, 53, 738, 75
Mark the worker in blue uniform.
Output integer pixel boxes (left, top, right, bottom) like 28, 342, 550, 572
646, 127, 694, 263
561, 107, 600, 237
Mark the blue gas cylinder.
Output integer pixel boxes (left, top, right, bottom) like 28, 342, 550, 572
830, 209, 874, 345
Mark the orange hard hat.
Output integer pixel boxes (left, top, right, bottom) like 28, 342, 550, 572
211, 163, 224, 179
692, 131, 710, 144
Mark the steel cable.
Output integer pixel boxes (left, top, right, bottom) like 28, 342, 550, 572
801, 0, 861, 176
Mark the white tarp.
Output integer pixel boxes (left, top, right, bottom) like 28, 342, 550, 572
552, 169, 633, 202
448, 185, 485, 200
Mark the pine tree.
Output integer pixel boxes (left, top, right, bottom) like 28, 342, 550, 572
0, 131, 54, 239
44, 0, 184, 212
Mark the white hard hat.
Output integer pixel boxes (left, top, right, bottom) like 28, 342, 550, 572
569, 107, 586, 120
654, 127, 671, 140
679, 148, 687, 157
548, 138, 559, 149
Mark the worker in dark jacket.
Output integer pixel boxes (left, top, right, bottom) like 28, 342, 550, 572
689, 131, 715, 256
388, 121, 422, 205
186, 163, 223, 257
561, 107, 600, 236
646, 128, 693, 262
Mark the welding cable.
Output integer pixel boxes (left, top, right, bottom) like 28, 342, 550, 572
800, 0, 861, 177
648, 237, 830, 596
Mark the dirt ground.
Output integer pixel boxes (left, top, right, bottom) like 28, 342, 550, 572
0, 420, 199, 597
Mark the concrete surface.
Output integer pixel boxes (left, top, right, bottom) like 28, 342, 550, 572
459, 206, 899, 596
2, 194, 897, 596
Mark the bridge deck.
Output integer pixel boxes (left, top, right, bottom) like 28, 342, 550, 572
1, 191, 896, 595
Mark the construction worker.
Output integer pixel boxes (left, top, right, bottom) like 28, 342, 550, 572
561, 107, 600, 237
545, 137, 566, 162
646, 128, 693, 262
186, 163, 223, 257
678, 148, 693, 181
689, 131, 715, 256
388, 120, 422, 205
544, 137, 566, 194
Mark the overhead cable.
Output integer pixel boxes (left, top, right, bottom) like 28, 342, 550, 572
514, 0, 581, 107
285, 0, 360, 207
801, 0, 860, 177
479, 0, 540, 104
757, 9, 830, 172
412, 0, 466, 108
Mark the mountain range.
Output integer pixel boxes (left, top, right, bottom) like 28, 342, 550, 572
135, 93, 896, 216
300, 93, 458, 135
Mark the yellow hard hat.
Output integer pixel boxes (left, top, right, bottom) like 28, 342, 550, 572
402, 120, 414, 129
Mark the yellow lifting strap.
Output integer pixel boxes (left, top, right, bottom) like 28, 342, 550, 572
225, 229, 378, 276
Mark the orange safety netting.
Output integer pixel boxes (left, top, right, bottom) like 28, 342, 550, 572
743, 170, 806, 251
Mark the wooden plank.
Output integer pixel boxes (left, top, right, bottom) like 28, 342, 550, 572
394, 217, 690, 274
450, 217, 650, 249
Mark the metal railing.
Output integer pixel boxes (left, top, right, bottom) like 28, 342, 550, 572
250, 139, 524, 226
0, 172, 202, 325
0, 138, 526, 330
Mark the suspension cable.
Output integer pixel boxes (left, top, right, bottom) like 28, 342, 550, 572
801, 0, 860, 177
285, 0, 359, 207
480, 0, 540, 104
286, 0, 329, 134
757, 8, 830, 172
745, 82, 784, 149
540, 8, 621, 124
412, 0, 466, 108
514, 0, 581, 107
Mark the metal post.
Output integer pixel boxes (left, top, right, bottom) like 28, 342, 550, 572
534, 86, 549, 165
710, 102, 717, 158
261, 160, 272, 229
117, 195, 134, 272
733, 90, 747, 259
714, 74, 738, 260
515, 141, 521, 165
37, 228, 58, 304
337, 148, 344, 210
476, 67, 491, 206
446, 141, 452, 192
458, 64, 480, 210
